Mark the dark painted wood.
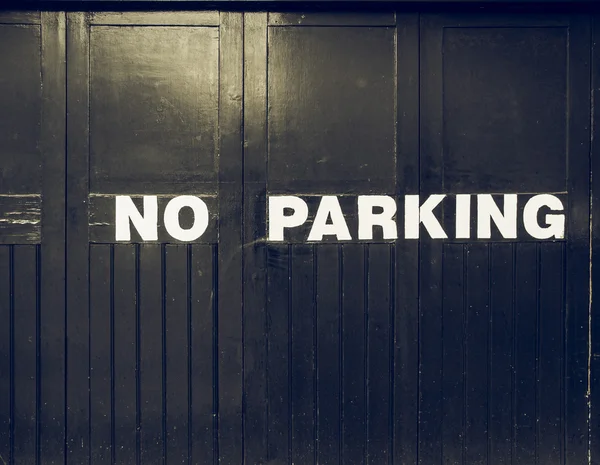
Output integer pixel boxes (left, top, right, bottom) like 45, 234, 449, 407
138, 244, 164, 465
267, 25, 396, 194
266, 245, 291, 464
89, 24, 220, 194
513, 243, 538, 465
0, 196, 41, 244
190, 245, 216, 465
564, 15, 591, 465
464, 243, 489, 465
88, 194, 218, 244
217, 11, 244, 465
393, 13, 419, 465
268, 11, 395, 25
112, 244, 138, 465
0, 247, 10, 464
89, 244, 112, 465
242, 12, 268, 465
290, 245, 315, 465
165, 245, 190, 464
592, 14, 600, 465
39, 11, 67, 465
488, 243, 514, 465
538, 243, 565, 464
12, 246, 38, 464
66, 12, 91, 464
341, 244, 366, 465
366, 244, 392, 465
441, 243, 465, 465
316, 245, 341, 465
0, 23, 42, 196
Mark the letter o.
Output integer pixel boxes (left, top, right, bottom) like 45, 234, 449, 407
164, 196, 209, 242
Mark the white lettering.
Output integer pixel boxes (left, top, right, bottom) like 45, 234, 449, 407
477, 194, 517, 239
268, 196, 309, 241
357, 195, 398, 240
455, 194, 471, 239
523, 194, 565, 239
115, 195, 158, 241
163, 196, 209, 242
307, 196, 351, 241
405, 195, 447, 239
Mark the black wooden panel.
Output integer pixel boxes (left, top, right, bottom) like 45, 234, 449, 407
441, 243, 465, 465
66, 12, 91, 464
0, 247, 11, 464
442, 26, 568, 193
113, 244, 138, 464
89, 25, 220, 193
39, 12, 67, 464
513, 243, 537, 465
138, 244, 164, 465
488, 243, 514, 465
0, 196, 41, 244
290, 245, 316, 465
12, 246, 38, 464
538, 243, 565, 464
89, 244, 112, 465
267, 26, 396, 193
0, 24, 42, 195
266, 244, 291, 464
592, 15, 600, 465
367, 244, 393, 464
341, 244, 366, 465
190, 245, 216, 465
216, 12, 244, 465
165, 245, 190, 464
465, 243, 489, 465
316, 245, 341, 465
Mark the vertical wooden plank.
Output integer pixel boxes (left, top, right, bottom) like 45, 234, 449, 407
394, 14, 420, 465
218, 11, 244, 465
113, 244, 137, 465
565, 15, 592, 465
538, 243, 564, 464
418, 238, 443, 465
12, 246, 38, 464
464, 243, 489, 465
139, 245, 163, 465
591, 15, 600, 465
316, 245, 341, 465
341, 245, 366, 465
489, 243, 514, 465
291, 245, 315, 465
190, 245, 215, 465
0, 247, 10, 464
513, 243, 537, 465
40, 11, 66, 465
165, 245, 189, 464
366, 244, 392, 465
419, 15, 444, 465
66, 11, 90, 464
266, 245, 290, 464
89, 245, 112, 465
243, 12, 268, 465
441, 243, 465, 465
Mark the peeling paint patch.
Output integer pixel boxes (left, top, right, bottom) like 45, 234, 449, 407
0, 194, 41, 244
